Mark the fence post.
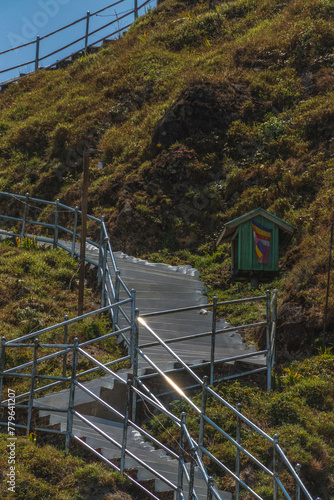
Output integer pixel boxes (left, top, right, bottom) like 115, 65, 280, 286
272, 289, 277, 368
207, 476, 214, 500
121, 376, 132, 474
177, 412, 186, 499
101, 237, 108, 308
266, 289, 272, 391
20, 192, 29, 243
53, 199, 60, 248
198, 375, 208, 459
273, 434, 279, 500
0, 337, 6, 401
71, 206, 79, 258
131, 309, 139, 423
210, 296, 217, 385
27, 338, 39, 436
134, 0, 138, 19
295, 463, 301, 500
62, 315, 69, 386
35, 35, 40, 71
130, 289, 136, 366
235, 403, 242, 500
85, 11, 90, 52
66, 337, 79, 451
114, 270, 120, 329
98, 216, 105, 285
189, 446, 196, 500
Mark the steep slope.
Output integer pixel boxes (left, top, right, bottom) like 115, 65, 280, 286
0, 0, 333, 353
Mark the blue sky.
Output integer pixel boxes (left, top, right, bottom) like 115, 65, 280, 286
0, 0, 156, 83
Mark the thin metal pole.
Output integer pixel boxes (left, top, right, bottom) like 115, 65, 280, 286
72, 206, 79, 258
85, 11, 90, 52
0, 337, 6, 401
130, 289, 136, 366
207, 476, 214, 500
120, 376, 132, 474
189, 446, 195, 500
62, 315, 69, 386
273, 434, 279, 500
114, 270, 120, 329
53, 198, 59, 249
235, 403, 242, 500
198, 375, 208, 459
66, 337, 79, 451
210, 296, 217, 385
98, 216, 105, 286
134, 0, 138, 19
20, 192, 29, 243
295, 463, 301, 500
266, 289, 272, 391
131, 309, 139, 423
177, 412, 186, 499
323, 224, 333, 352
27, 338, 39, 436
101, 237, 108, 308
35, 36, 40, 71
272, 289, 277, 367
78, 153, 89, 316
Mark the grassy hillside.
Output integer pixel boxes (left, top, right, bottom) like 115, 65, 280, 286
1, 0, 333, 356
0, 243, 134, 499
0, 0, 334, 496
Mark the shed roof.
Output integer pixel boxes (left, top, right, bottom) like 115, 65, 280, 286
217, 208, 295, 245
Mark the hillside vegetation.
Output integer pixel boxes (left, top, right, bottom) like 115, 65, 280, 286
0, 0, 334, 496
1, 0, 333, 355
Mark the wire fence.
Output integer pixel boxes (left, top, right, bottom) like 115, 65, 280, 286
0, 0, 156, 87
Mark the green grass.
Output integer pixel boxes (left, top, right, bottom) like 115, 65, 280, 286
0, 433, 134, 499
144, 352, 334, 498
0, 0, 334, 496
0, 242, 129, 399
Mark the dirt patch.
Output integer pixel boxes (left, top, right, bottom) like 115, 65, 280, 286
151, 81, 250, 149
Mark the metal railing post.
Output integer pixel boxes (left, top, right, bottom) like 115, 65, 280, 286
21, 192, 29, 243
198, 375, 208, 459
131, 309, 139, 423
272, 289, 277, 368
101, 237, 108, 308
177, 412, 186, 500
120, 376, 132, 474
72, 206, 79, 258
273, 434, 279, 500
35, 36, 40, 71
98, 216, 105, 285
62, 315, 69, 386
53, 198, 59, 248
189, 446, 196, 500
114, 270, 120, 329
130, 289, 136, 366
210, 296, 217, 385
295, 463, 301, 500
66, 337, 79, 451
266, 289, 272, 391
235, 403, 242, 500
134, 0, 138, 19
207, 476, 214, 500
0, 337, 6, 401
85, 11, 90, 52
27, 338, 39, 436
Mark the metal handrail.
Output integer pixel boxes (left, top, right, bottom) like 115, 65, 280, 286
0, 0, 156, 86
0, 192, 314, 500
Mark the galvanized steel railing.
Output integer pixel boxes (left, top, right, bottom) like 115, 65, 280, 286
0, 0, 156, 88
0, 191, 316, 499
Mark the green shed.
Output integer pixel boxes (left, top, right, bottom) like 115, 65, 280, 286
217, 208, 295, 286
